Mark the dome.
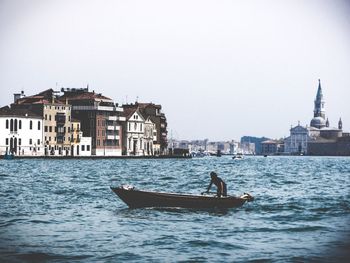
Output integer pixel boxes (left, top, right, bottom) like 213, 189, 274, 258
310, 117, 326, 129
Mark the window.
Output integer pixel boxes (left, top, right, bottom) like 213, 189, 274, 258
29, 139, 32, 145
49, 115, 51, 121
14, 119, 17, 132
29, 120, 32, 130
38, 121, 41, 130
87, 145, 90, 151
82, 145, 85, 151
68, 116, 70, 121
37, 139, 40, 145
97, 140, 100, 146
6, 119, 8, 129
45, 114, 47, 120
68, 127, 70, 133
49, 126, 52, 132
5, 138, 8, 145
134, 123, 137, 130
10, 119, 13, 131
140, 123, 142, 131
129, 123, 131, 131
116, 139, 119, 147
45, 126, 48, 132
49, 137, 51, 141
19, 120, 22, 129
19, 138, 21, 145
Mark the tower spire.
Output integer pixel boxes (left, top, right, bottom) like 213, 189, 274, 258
338, 118, 343, 130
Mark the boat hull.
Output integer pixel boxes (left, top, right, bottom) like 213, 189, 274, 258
110, 186, 247, 209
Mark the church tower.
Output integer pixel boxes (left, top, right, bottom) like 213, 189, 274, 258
310, 79, 327, 129
314, 79, 325, 119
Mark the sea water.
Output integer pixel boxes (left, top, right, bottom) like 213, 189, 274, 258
0, 156, 349, 262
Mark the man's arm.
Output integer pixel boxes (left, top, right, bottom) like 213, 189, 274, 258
206, 179, 213, 192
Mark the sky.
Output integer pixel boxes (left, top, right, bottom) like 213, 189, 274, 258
0, 0, 349, 141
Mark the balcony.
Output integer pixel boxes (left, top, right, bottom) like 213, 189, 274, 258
107, 125, 120, 131
108, 116, 126, 121
107, 135, 120, 140
56, 113, 66, 124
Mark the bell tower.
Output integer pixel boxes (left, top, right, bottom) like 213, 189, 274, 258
313, 79, 326, 119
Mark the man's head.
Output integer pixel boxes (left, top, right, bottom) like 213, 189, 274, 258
210, 171, 217, 179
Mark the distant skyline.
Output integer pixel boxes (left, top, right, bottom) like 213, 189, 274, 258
1, 0, 349, 141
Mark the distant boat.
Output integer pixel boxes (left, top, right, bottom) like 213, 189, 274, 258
111, 185, 254, 209
232, 153, 244, 160
190, 151, 210, 158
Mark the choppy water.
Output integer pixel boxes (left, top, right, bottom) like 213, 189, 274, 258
0, 156, 349, 262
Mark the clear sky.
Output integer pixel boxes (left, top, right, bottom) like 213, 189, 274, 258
0, 0, 349, 141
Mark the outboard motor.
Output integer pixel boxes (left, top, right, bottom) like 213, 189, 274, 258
240, 193, 254, 202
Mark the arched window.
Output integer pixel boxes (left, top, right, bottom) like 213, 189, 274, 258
10, 119, 13, 132
14, 119, 17, 132
30, 120, 33, 130
6, 119, 9, 129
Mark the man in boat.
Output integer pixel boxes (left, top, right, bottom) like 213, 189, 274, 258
205, 172, 227, 197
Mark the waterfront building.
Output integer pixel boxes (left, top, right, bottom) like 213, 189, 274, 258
59, 88, 125, 156
69, 118, 92, 156
12, 89, 72, 156
121, 108, 146, 156
0, 107, 44, 156
144, 116, 157, 156
241, 136, 270, 155
122, 102, 168, 155
284, 79, 348, 155
261, 139, 284, 155
284, 124, 311, 154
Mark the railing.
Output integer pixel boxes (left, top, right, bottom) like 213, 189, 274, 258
107, 125, 120, 130
108, 116, 126, 121
107, 135, 119, 140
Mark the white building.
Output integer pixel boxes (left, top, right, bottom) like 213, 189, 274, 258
122, 108, 146, 156
0, 107, 44, 156
284, 124, 311, 154
72, 136, 92, 156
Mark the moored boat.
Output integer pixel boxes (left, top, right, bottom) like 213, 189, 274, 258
110, 185, 254, 209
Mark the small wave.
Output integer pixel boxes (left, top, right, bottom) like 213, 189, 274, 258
12, 252, 93, 262
186, 240, 245, 250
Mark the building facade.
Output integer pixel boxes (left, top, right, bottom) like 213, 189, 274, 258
284, 124, 311, 154
60, 88, 125, 156
0, 107, 44, 156
12, 89, 73, 156
122, 108, 150, 156
122, 102, 168, 155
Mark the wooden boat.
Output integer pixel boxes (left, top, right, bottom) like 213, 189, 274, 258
110, 185, 254, 209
